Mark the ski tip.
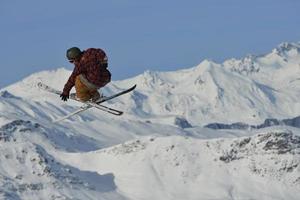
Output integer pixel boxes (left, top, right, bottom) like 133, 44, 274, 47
124, 84, 136, 94
131, 84, 137, 90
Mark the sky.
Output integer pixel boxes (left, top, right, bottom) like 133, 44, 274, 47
0, 0, 300, 88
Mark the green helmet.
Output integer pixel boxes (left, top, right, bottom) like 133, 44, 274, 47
66, 47, 82, 60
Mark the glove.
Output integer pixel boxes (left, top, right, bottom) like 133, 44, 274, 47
60, 92, 69, 101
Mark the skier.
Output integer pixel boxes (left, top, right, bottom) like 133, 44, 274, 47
60, 47, 111, 102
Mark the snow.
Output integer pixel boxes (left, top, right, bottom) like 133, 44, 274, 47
0, 42, 299, 199
54, 131, 300, 200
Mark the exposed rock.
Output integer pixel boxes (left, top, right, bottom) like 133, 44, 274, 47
174, 117, 192, 128
205, 115, 300, 130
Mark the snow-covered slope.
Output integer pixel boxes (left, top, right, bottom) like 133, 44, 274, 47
0, 42, 299, 199
1, 119, 299, 200
57, 129, 300, 200
0, 120, 128, 200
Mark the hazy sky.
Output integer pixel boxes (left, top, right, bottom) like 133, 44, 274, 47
1, 0, 300, 88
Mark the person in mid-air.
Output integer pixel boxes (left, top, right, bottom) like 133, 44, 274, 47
60, 47, 111, 102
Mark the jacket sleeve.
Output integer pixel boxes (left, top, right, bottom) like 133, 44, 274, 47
62, 64, 84, 94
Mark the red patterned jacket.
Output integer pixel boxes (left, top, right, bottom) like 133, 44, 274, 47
63, 48, 111, 94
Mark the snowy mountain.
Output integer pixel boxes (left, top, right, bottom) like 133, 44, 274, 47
0, 42, 299, 199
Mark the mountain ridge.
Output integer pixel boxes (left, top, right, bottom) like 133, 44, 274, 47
0, 42, 299, 199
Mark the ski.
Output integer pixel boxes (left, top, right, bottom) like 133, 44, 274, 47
84, 102, 123, 116
53, 106, 89, 123
52, 103, 124, 123
94, 84, 137, 104
38, 82, 114, 114
37, 82, 136, 122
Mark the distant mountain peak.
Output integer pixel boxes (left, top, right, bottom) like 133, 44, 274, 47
272, 42, 300, 57
223, 54, 260, 75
